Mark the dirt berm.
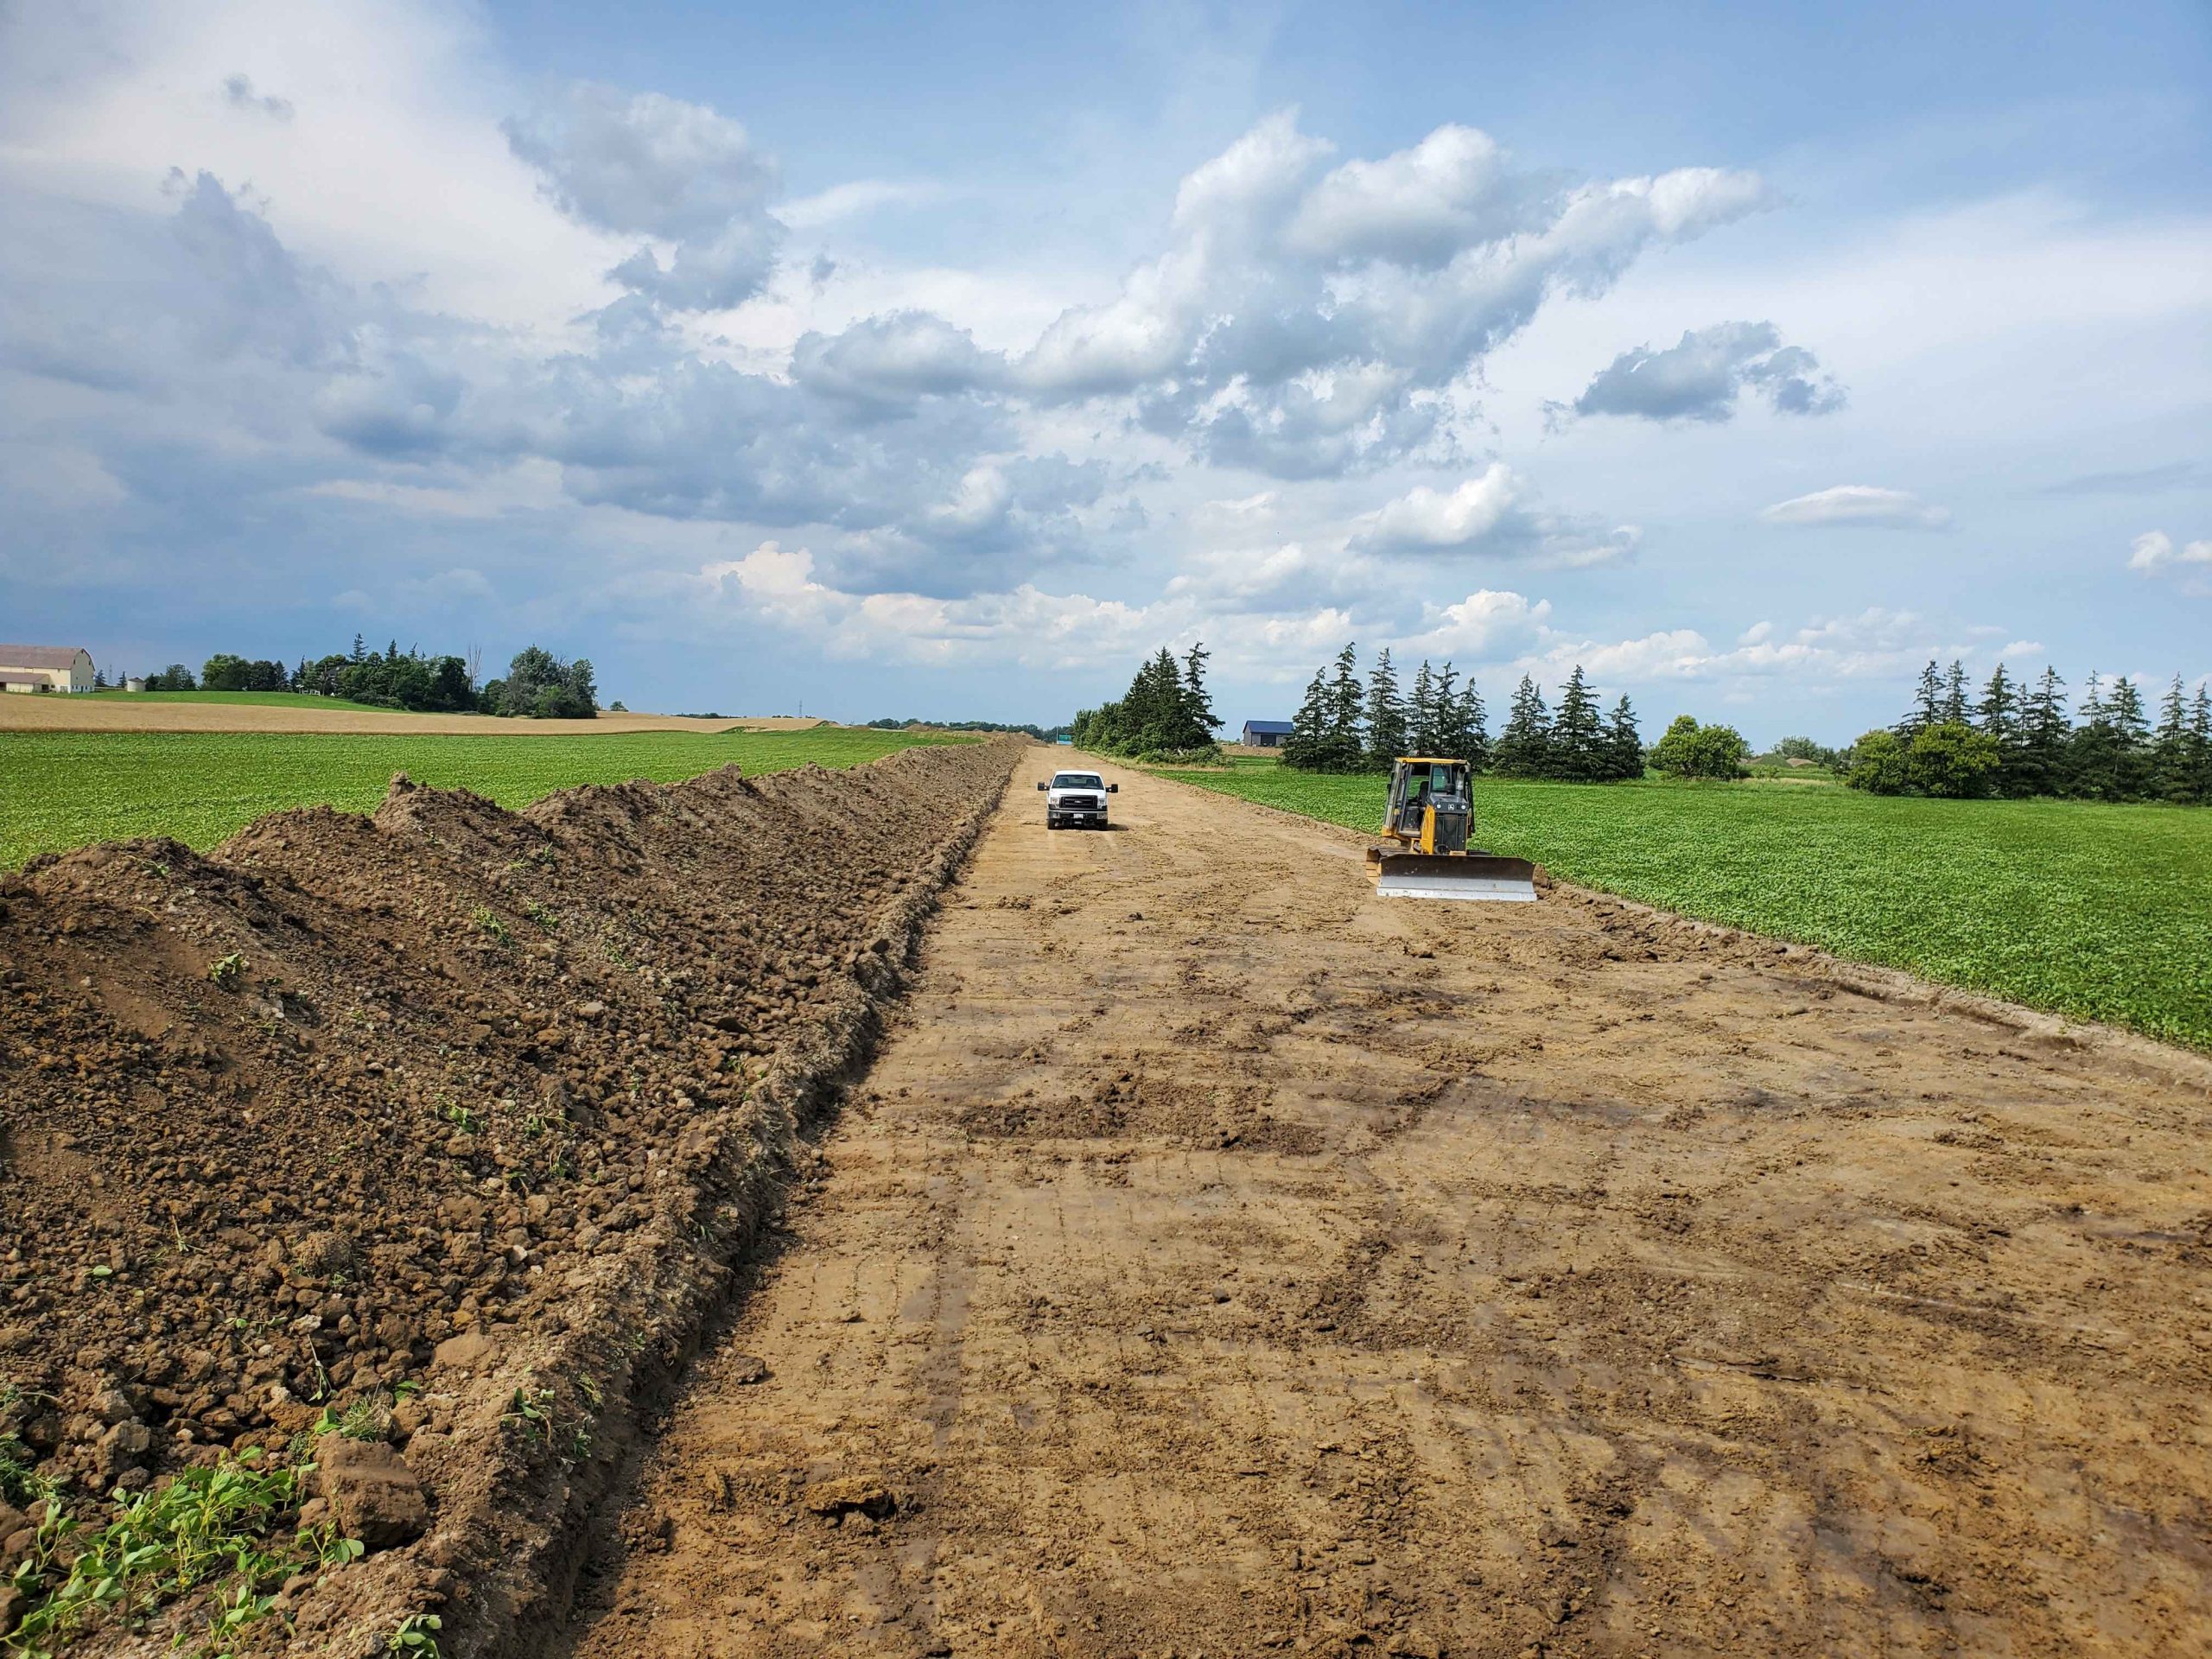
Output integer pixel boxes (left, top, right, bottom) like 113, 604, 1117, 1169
0, 736, 1023, 1656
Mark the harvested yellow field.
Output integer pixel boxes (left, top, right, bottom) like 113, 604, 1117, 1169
0, 696, 823, 735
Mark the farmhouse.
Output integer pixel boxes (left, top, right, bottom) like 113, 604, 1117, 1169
1240, 719, 1294, 748
0, 645, 95, 695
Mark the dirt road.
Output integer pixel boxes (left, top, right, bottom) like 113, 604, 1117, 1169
562, 748, 2211, 1659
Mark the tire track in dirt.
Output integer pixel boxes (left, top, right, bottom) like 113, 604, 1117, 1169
558, 748, 2212, 1659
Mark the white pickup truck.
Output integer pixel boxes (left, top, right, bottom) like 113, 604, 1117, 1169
1037, 768, 1117, 830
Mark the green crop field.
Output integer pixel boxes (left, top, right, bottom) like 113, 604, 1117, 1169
1156, 759, 2212, 1051
0, 728, 962, 870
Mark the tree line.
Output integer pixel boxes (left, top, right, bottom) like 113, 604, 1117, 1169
866, 717, 1074, 741
1273, 645, 1737, 780
120, 639, 601, 719
1846, 659, 2212, 803
1071, 645, 1223, 762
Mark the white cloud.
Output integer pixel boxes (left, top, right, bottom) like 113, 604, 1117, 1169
2128, 529, 2212, 575
777, 179, 942, 229
1760, 485, 1951, 530
1357, 464, 1639, 565
1402, 588, 1553, 658
1569, 320, 1843, 423
1287, 124, 1525, 267
1001, 111, 1769, 475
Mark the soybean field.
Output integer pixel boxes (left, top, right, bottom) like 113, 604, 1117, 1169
1156, 758, 2212, 1051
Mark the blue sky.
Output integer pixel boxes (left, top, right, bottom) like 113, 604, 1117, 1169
3, 0, 2207, 738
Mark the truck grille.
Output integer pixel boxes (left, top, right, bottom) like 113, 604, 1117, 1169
1058, 795, 1101, 810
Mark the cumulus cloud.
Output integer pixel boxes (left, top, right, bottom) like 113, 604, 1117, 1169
790, 311, 1006, 404
1569, 321, 1843, 423
1760, 486, 1950, 530
2128, 529, 2212, 578
998, 111, 1769, 474
504, 84, 782, 310
1286, 125, 1538, 267
1402, 588, 1553, 658
1356, 464, 1639, 565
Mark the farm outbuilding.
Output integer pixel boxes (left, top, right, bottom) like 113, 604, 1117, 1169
0, 645, 94, 694
1240, 719, 1294, 748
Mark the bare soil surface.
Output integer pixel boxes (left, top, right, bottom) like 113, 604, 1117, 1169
0, 739, 1019, 1655
0, 702, 820, 734
563, 747, 2212, 1659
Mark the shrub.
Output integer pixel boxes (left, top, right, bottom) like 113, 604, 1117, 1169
1651, 716, 1750, 780
1909, 721, 2001, 798
1845, 730, 1913, 794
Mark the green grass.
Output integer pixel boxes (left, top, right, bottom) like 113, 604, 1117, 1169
1154, 758, 2212, 1052
1, 728, 960, 868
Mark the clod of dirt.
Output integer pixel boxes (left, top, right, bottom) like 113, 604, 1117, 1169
726, 1354, 769, 1384
315, 1435, 428, 1551
804, 1475, 899, 1522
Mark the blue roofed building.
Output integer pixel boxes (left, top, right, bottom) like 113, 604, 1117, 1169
1239, 719, 1294, 749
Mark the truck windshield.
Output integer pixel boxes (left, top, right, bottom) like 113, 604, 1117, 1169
1052, 774, 1103, 789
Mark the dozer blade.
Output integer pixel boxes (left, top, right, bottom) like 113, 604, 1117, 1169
1370, 851, 1540, 902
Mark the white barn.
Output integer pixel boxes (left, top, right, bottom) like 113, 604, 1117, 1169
0, 645, 95, 694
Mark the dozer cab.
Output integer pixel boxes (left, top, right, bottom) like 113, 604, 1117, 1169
1363, 758, 1539, 902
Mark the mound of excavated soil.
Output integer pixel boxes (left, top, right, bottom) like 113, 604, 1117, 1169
0, 738, 1020, 1655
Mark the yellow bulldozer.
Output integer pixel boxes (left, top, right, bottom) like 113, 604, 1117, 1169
1363, 757, 1540, 902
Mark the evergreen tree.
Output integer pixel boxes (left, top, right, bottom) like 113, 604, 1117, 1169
1453, 675, 1491, 772
1323, 644, 1365, 770
2067, 672, 2119, 799
1363, 647, 1408, 768
1180, 641, 1218, 742
2016, 666, 2069, 798
2190, 686, 2212, 805
1492, 675, 1553, 777
1281, 667, 1332, 771
1899, 659, 1943, 737
2152, 675, 2190, 802
1605, 695, 1643, 781
1408, 661, 1439, 755
1427, 664, 1487, 766
1978, 663, 2024, 795
2105, 674, 2152, 799
1551, 665, 1604, 781
350, 632, 365, 663
1939, 659, 1969, 726
1429, 661, 1460, 752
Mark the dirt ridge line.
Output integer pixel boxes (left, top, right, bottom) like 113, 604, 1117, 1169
0, 736, 1024, 1656
1149, 766, 2212, 1086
